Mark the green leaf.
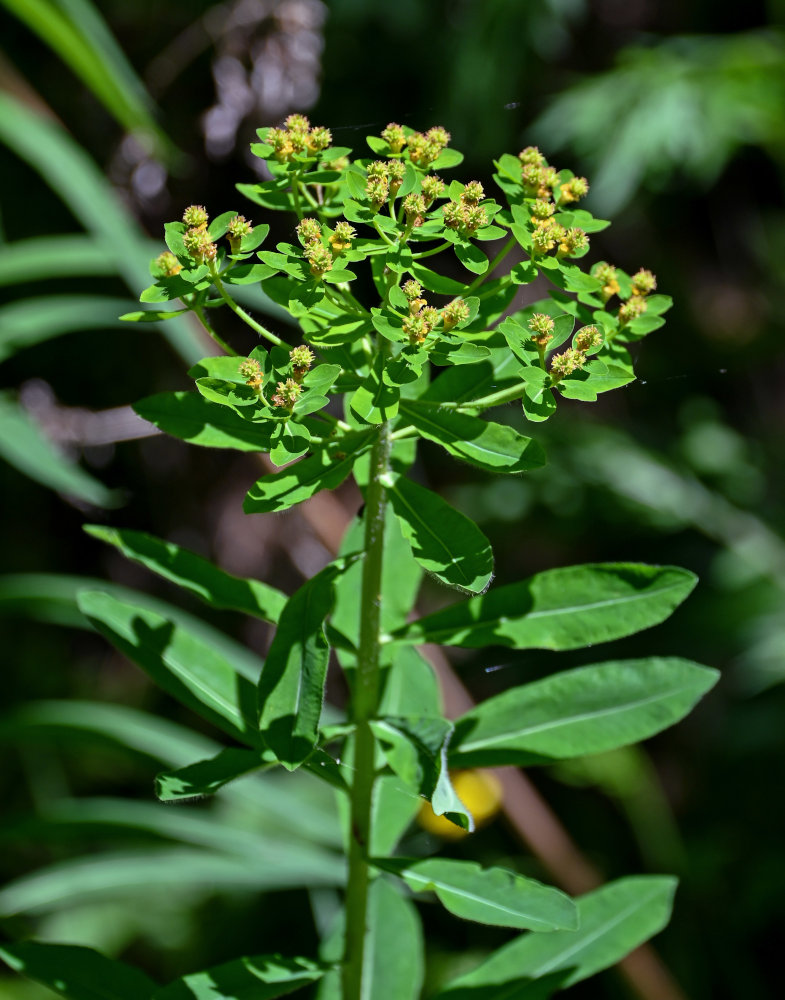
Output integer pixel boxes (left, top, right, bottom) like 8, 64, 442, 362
399, 401, 546, 474
388, 475, 493, 594
378, 647, 442, 717
370, 717, 472, 832
154, 747, 263, 800
454, 241, 489, 274
0, 392, 119, 507
120, 308, 189, 322
522, 384, 557, 423
134, 392, 275, 452
207, 210, 239, 240
196, 378, 260, 409
85, 526, 287, 624
372, 858, 577, 931
316, 878, 423, 1000
450, 657, 718, 767
153, 954, 327, 1000
269, 420, 311, 465
0, 940, 156, 1000
431, 148, 465, 170
244, 434, 372, 513
258, 564, 342, 769
433, 876, 678, 999
350, 354, 400, 424
392, 563, 697, 648
429, 342, 491, 367
77, 590, 261, 746
409, 263, 466, 295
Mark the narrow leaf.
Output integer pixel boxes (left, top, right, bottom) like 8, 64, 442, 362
388, 475, 493, 594
392, 563, 697, 648
433, 876, 678, 999
153, 954, 326, 1000
85, 526, 286, 624
372, 858, 577, 931
134, 391, 275, 452
155, 747, 266, 801
450, 657, 719, 767
77, 590, 260, 746
258, 564, 342, 769
0, 940, 156, 1000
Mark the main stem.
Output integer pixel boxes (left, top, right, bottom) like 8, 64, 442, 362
342, 417, 391, 1000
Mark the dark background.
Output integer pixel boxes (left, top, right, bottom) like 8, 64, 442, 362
1, 1, 784, 998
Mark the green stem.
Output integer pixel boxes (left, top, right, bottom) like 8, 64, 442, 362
464, 235, 516, 295
412, 240, 451, 260
208, 265, 284, 347
342, 413, 391, 1000
372, 219, 396, 247
192, 303, 237, 355
291, 172, 304, 221
456, 382, 527, 410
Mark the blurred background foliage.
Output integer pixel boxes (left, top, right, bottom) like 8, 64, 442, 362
0, 1, 783, 998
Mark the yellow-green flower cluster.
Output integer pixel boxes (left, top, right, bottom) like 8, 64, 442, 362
442, 181, 489, 233
267, 114, 332, 161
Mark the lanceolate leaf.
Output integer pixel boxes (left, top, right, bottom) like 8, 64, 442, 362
155, 747, 267, 801
399, 400, 545, 474
258, 564, 343, 769
391, 563, 697, 648
372, 858, 577, 931
153, 954, 327, 1000
388, 475, 494, 594
134, 392, 275, 452
244, 434, 372, 513
432, 876, 678, 999
78, 590, 260, 746
85, 525, 287, 624
450, 657, 719, 767
0, 940, 157, 1000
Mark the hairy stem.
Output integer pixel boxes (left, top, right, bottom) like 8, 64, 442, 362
192, 303, 237, 355
342, 412, 391, 1000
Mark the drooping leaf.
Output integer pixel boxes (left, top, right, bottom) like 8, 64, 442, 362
388, 475, 494, 594
372, 858, 577, 931
258, 563, 343, 769
85, 526, 287, 624
77, 590, 260, 746
0, 940, 156, 1000
134, 391, 275, 452
153, 954, 326, 1000
449, 657, 719, 767
432, 876, 678, 999
399, 401, 545, 474
392, 563, 697, 648
155, 747, 267, 801
244, 434, 372, 513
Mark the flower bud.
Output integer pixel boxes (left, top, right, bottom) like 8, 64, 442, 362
618, 295, 647, 325
442, 201, 464, 229
420, 306, 439, 331
227, 214, 253, 240
531, 226, 556, 255
402, 279, 423, 301
366, 161, 389, 179
421, 175, 445, 205
154, 251, 182, 278
442, 297, 470, 331
521, 164, 544, 194
528, 312, 554, 348
239, 357, 263, 389
297, 217, 322, 246
183, 205, 208, 228
530, 199, 555, 225
559, 176, 589, 205
426, 126, 451, 149
268, 127, 294, 161
550, 347, 586, 378
463, 204, 489, 232
381, 122, 407, 153
461, 180, 485, 205
574, 325, 601, 352
386, 159, 406, 195
307, 126, 332, 152
183, 227, 217, 263
631, 268, 657, 296
403, 193, 426, 225
518, 146, 546, 167
592, 261, 621, 303
557, 227, 588, 258
271, 378, 302, 410
285, 113, 311, 133
290, 344, 315, 380
403, 313, 429, 344
366, 174, 389, 209
328, 221, 356, 254
303, 241, 333, 276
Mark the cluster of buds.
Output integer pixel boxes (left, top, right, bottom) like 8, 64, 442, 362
381, 122, 407, 153
239, 357, 263, 392
407, 126, 451, 169
402, 193, 427, 227
550, 347, 587, 379
401, 280, 442, 344
297, 217, 322, 246
592, 261, 621, 303
387, 159, 405, 197
154, 251, 182, 278
558, 175, 589, 206
365, 161, 389, 209
521, 161, 559, 199
290, 344, 314, 382
443, 181, 489, 233
441, 297, 470, 331
271, 378, 302, 410
574, 325, 602, 352
267, 114, 332, 161
421, 175, 445, 205
328, 221, 356, 255
619, 268, 657, 326
296, 217, 335, 277
182, 204, 218, 264
227, 214, 253, 254
528, 313, 555, 349
531, 221, 588, 259
403, 279, 427, 314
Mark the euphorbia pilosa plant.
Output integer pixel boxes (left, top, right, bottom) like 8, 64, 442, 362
1, 116, 717, 1000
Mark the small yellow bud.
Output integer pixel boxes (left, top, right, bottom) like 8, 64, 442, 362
574, 325, 602, 352
381, 122, 407, 153
461, 181, 484, 205
271, 378, 302, 409
328, 221, 356, 254
297, 218, 322, 246
290, 344, 315, 380
631, 268, 657, 296
442, 297, 470, 331
303, 241, 333, 276
550, 348, 586, 378
154, 251, 182, 278
183, 205, 208, 228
